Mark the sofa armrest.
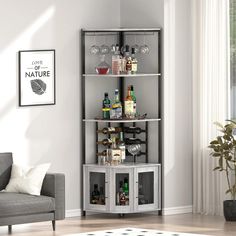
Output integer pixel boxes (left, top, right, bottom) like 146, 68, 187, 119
41, 173, 65, 220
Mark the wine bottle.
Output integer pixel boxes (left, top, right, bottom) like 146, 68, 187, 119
123, 126, 145, 134
125, 45, 132, 74
125, 138, 146, 145
131, 47, 138, 74
111, 137, 121, 164
112, 44, 121, 75
123, 178, 129, 205
102, 92, 111, 119
123, 178, 129, 195
96, 138, 113, 146
96, 150, 107, 156
130, 85, 137, 116
91, 184, 100, 204
118, 132, 126, 162
110, 89, 122, 119
124, 86, 134, 118
97, 127, 122, 134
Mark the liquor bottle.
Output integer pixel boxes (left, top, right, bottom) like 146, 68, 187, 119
124, 86, 134, 118
91, 184, 100, 204
123, 126, 145, 134
130, 85, 137, 117
125, 138, 146, 145
121, 45, 129, 73
126, 56, 132, 74
97, 127, 122, 134
117, 181, 123, 205
123, 177, 129, 195
123, 177, 129, 205
118, 132, 126, 162
96, 138, 113, 146
110, 89, 122, 119
112, 44, 121, 75
96, 150, 107, 157
111, 137, 121, 164
102, 92, 111, 119
131, 47, 138, 74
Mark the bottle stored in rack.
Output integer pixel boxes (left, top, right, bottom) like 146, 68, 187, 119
97, 127, 122, 134
123, 126, 145, 134
124, 138, 146, 145
96, 138, 113, 146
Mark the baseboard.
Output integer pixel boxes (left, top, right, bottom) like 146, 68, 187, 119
66, 205, 193, 218
66, 209, 82, 218
163, 205, 193, 215
66, 209, 99, 218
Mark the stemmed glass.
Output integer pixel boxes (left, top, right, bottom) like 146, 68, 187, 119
131, 35, 139, 54
90, 35, 100, 55
139, 33, 150, 54
127, 144, 141, 163
100, 36, 110, 54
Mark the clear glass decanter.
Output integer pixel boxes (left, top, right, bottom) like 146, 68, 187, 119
95, 55, 110, 75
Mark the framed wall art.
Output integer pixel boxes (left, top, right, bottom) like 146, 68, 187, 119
19, 49, 56, 106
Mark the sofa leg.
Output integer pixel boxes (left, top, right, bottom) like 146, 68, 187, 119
52, 220, 56, 231
8, 225, 12, 234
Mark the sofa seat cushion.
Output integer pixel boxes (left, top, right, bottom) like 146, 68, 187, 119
0, 192, 55, 217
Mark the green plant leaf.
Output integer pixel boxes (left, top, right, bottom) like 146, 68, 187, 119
210, 140, 219, 145
219, 157, 223, 168
217, 136, 223, 144
212, 153, 221, 157
213, 167, 221, 171
223, 135, 232, 141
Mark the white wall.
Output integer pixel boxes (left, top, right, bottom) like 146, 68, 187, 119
0, 0, 192, 214
120, 0, 193, 211
0, 0, 120, 212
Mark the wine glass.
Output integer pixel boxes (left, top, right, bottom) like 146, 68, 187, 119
100, 36, 110, 55
90, 35, 100, 55
131, 35, 139, 54
131, 44, 139, 54
140, 33, 150, 54
90, 45, 100, 55
127, 144, 141, 163
110, 44, 116, 54
100, 44, 110, 54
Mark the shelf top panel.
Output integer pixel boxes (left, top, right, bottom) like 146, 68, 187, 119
83, 118, 161, 123
83, 163, 161, 168
83, 73, 161, 78
82, 28, 161, 32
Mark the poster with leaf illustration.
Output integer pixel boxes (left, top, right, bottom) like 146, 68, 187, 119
19, 50, 55, 106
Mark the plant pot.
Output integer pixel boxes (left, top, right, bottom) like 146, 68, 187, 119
224, 200, 236, 221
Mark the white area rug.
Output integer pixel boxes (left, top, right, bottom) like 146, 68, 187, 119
69, 228, 209, 236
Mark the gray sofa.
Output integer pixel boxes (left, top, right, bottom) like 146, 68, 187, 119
0, 153, 65, 232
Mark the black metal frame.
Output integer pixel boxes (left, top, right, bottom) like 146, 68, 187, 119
18, 49, 56, 107
81, 28, 162, 216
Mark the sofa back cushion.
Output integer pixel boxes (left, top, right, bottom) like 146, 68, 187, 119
0, 153, 13, 191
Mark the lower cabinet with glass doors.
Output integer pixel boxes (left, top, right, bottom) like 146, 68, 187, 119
83, 163, 161, 214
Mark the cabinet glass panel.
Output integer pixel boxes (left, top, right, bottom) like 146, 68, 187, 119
89, 172, 105, 205
138, 172, 154, 205
115, 173, 129, 206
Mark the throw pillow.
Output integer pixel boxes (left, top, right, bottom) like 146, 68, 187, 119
4, 163, 50, 196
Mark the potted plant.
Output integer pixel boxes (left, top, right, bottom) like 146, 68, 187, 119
209, 120, 236, 221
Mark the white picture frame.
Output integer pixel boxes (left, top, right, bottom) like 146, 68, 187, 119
19, 50, 56, 106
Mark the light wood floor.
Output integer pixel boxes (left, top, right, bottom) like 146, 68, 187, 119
0, 213, 236, 236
